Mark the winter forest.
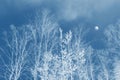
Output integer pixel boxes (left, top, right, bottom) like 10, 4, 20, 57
0, 10, 120, 80
1, 0, 120, 80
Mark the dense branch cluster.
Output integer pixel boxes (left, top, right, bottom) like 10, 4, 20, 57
0, 11, 120, 80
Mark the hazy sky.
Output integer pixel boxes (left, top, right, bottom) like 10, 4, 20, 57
0, 0, 120, 49
0, 0, 120, 25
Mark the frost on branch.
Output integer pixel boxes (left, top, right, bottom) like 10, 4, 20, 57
1, 25, 31, 80
29, 10, 60, 80
29, 12, 89, 79
104, 20, 120, 80
114, 59, 120, 80
59, 26, 90, 80
0, 10, 93, 80
104, 20, 120, 49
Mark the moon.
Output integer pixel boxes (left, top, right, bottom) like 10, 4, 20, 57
95, 26, 99, 31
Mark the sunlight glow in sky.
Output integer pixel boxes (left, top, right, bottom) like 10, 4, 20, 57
95, 26, 99, 31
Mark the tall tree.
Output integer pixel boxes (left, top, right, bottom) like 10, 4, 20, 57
1, 25, 31, 80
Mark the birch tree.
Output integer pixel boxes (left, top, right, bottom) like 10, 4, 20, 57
104, 20, 120, 80
1, 25, 31, 80
104, 20, 120, 53
29, 10, 59, 80
114, 59, 120, 80
28, 11, 91, 80
0, 10, 94, 80
59, 27, 91, 80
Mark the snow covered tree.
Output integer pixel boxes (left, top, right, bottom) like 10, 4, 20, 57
0, 25, 32, 80
29, 10, 60, 80
59, 26, 92, 80
104, 20, 120, 53
28, 10, 91, 80
94, 50, 109, 80
104, 20, 120, 80
114, 59, 120, 80
0, 10, 94, 80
